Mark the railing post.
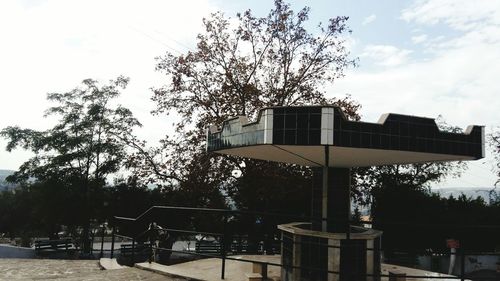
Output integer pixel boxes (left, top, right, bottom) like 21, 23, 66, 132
132, 238, 136, 265
90, 229, 94, 256
460, 248, 465, 281
110, 226, 115, 259
149, 233, 153, 264
221, 214, 227, 280
100, 225, 105, 258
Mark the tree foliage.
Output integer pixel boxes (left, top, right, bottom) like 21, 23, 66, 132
146, 0, 359, 212
0, 76, 141, 251
153, 0, 356, 131
374, 186, 500, 254
1, 76, 140, 184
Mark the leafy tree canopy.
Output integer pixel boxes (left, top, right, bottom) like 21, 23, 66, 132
1, 76, 142, 252
147, 0, 358, 188
142, 0, 362, 212
153, 0, 357, 130
1, 76, 140, 185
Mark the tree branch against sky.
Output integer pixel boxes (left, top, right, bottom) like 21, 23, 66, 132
144, 0, 360, 188
1, 77, 140, 184
131, 0, 365, 211
0, 76, 143, 253
152, 0, 357, 132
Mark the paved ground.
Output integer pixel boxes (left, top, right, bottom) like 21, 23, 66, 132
0, 259, 185, 280
137, 255, 282, 281
137, 255, 468, 281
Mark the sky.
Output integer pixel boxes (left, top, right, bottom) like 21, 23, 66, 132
0, 0, 499, 189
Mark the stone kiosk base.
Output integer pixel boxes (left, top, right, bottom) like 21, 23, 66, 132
279, 223, 382, 281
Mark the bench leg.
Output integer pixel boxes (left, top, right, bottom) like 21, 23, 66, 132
252, 263, 267, 280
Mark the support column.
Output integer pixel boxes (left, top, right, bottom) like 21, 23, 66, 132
292, 235, 301, 281
322, 146, 329, 232
327, 167, 351, 233
311, 159, 351, 232
328, 239, 341, 281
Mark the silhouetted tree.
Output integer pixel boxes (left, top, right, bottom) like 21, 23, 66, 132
143, 0, 360, 215
1, 76, 141, 253
374, 187, 500, 255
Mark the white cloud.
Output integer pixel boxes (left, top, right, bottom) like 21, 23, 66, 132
361, 45, 412, 67
411, 34, 428, 44
349, 0, 500, 130
334, 43, 500, 126
402, 0, 500, 52
401, 0, 500, 31
362, 14, 377, 25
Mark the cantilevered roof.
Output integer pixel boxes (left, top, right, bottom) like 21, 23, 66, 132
206, 106, 484, 167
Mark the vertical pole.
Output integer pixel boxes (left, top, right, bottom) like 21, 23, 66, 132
149, 236, 153, 263
262, 263, 268, 280
221, 214, 227, 279
322, 146, 329, 232
100, 225, 105, 258
132, 238, 136, 265
460, 248, 465, 281
110, 226, 115, 259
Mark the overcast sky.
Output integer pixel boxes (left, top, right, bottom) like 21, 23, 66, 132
0, 0, 498, 189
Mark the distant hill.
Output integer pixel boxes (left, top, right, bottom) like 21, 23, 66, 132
0, 169, 16, 191
433, 187, 497, 204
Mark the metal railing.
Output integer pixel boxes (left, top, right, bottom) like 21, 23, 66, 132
109, 205, 500, 281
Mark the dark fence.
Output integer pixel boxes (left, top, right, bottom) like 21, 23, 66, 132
108, 206, 500, 281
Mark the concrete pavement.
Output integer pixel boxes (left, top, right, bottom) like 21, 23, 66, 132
0, 259, 184, 280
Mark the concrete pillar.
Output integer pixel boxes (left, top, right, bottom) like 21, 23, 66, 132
326, 167, 351, 233
366, 239, 374, 281
292, 235, 301, 281
328, 239, 341, 281
312, 166, 351, 233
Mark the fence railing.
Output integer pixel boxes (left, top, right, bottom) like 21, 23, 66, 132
109, 205, 500, 281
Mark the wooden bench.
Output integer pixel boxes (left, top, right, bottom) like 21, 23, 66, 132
252, 262, 268, 279
34, 239, 75, 255
231, 240, 251, 253
231, 238, 280, 254
195, 240, 221, 254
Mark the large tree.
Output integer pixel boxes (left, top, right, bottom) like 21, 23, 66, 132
1, 76, 141, 253
149, 0, 470, 228
145, 0, 359, 212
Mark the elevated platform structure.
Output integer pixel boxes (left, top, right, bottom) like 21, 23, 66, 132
207, 106, 484, 167
207, 106, 484, 281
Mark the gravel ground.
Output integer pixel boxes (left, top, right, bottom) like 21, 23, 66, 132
0, 259, 185, 280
